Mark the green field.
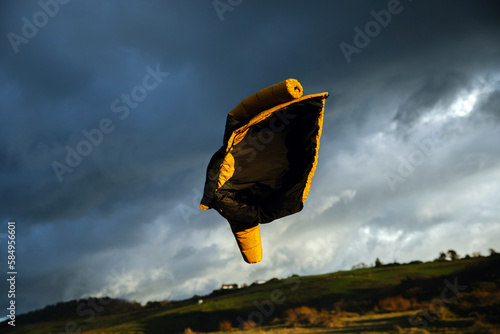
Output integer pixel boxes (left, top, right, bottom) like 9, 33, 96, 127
3, 255, 499, 334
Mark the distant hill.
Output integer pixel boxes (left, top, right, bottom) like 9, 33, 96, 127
2, 254, 499, 334
7, 297, 143, 325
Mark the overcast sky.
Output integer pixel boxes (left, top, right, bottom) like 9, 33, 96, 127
1, 0, 500, 316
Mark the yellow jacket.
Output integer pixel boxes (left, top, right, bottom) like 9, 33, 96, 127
201, 79, 328, 263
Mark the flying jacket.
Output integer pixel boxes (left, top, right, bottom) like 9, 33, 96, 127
201, 79, 328, 263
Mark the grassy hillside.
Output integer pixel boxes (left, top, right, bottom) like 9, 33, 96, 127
3, 254, 499, 334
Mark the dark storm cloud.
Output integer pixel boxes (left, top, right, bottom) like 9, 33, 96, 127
1, 0, 500, 316
392, 72, 470, 129
477, 88, 500, 120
